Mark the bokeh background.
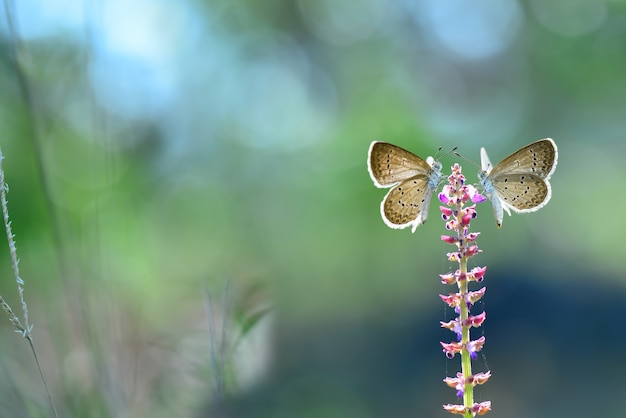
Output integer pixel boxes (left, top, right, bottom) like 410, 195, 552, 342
0, 1, 625, 417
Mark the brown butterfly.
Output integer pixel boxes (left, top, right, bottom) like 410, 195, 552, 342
367, 142, 443, 232
479, 138, 558, 228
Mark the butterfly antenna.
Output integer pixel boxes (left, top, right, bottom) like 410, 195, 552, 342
432, 146, 444, 159
453, 151, 480, 169
434, 146, 457, 160
441, 146, 458, 159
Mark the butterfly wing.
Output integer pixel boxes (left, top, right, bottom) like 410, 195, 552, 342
380, 174, 434, 232
480, 147, 493, 173
489, 173, 551, 213
479, 138, 558, 228
367, 141, 441, 232
368, 141, 434, 187
488, 139, 557, 179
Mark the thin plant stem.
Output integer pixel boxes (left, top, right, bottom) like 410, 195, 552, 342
205, 280, 232, 404
0, 150, 59, 418
458, 252, 474, 417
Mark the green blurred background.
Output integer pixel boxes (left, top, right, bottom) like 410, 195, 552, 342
0, 1, 625, 417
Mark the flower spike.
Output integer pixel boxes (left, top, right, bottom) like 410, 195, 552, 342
438, 163, 491, 415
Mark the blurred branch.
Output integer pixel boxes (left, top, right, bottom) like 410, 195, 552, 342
205, 279, 232, 406
3, 0, 67, 275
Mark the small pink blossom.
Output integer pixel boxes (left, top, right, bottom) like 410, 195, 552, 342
443, 402, 492, 416
443, 373, 466, 397
467, 287, 486, 304
441, 235, 457, 244
472, 401, 492, 415
472, 371, 491, 385
442, 404, 465, 415
465, 312, 486, 328
440, 319, 462, 339
439, 292, 460, 307
464, 245, 480, 257
439, 274, 456, 285
447, 252, 461, 262
467, 336, 486, 359
440, 206, 453, 218
465, 232, 480, 242
443, 370, 491, 390
470, 266, 487, 281
441, 341, 462, 358
472, 193, 487, 204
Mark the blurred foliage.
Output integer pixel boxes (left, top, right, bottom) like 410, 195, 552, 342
0, 0, 625, 417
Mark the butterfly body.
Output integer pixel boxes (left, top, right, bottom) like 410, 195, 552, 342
367, 141, 442, 233
479, 138, 558, 228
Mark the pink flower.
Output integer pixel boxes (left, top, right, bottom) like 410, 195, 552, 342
439, 273, 456, 285
465, 312, 486, 328
467, 287, 486, 304
443, 402, 492, 416
439, 292, 460, 307
472, 193, 487, 204
447, 252, 461, 262
464, 245, 480, 257
470, 266, 487, 281
437, 162, 490, 414
441, 341, 463, 358
440, 206, 453, 218
441, 235, 458, 244
440, 319, 463, 340
467, 336, 486, 359
465, 232, 480, 242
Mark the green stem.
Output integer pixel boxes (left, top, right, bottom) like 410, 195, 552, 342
27, 336, 59, 418
456, 200, 473, 418
459, 252, 473, 417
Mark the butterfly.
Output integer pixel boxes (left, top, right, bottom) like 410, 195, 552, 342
478, 138, 558, 228
367, 141, 443, 233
